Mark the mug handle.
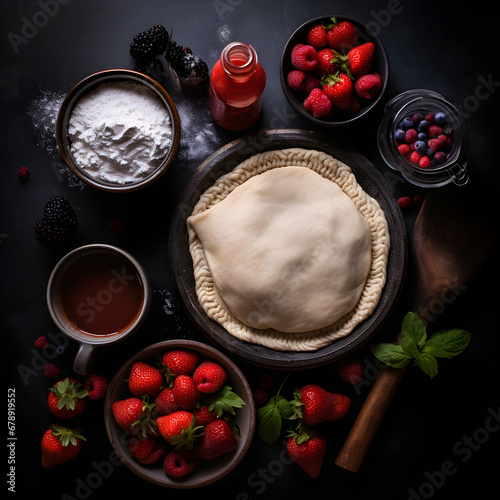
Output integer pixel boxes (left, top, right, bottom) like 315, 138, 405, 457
73, 343, 97, 375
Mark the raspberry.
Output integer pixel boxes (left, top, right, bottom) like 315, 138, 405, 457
303, 75, 321, 94
425, 112, 435, 124
397, 196, 413, 209
253, 388, 269, 405
434, 151, 447, 164
397, 144, 410, 155
410, 151, 422, 163
419, 156, 431, 168
428, 138, 442, 152
35, 336, 49, 349
43, 363, 60, 379
287, 70, 306, 91
18, 166, 29, 179
291, 44, 318, 72
337, 358, 364, 385
258, 374, 273, 389
84, 374, 109, 400
428, 125, 443, 138
405, 128, 418, 143
303, 88, 332, 118
354, 73, 382, 100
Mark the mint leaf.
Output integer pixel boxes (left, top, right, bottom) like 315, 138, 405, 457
401, 312, 427, 347
414, 351, 439, 379
370, 312, 471, 378
369, 343, 412, 368
422, 329, 471, 359
204, 386, 245, 418
257, 395, 289, 446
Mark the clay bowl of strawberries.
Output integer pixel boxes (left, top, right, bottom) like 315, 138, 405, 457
280, 15, 389, 127
103, 339, 255, 488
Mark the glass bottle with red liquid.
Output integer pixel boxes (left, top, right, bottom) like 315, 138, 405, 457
209, 42, 266, 131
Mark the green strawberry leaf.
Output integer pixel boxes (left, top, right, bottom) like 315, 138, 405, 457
257, 395, 291, 446
203, 385, 245, 418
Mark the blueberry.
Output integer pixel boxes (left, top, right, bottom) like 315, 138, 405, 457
402, 117, 414, 129
417, 120, 430, 132
394, 128, 406, 141
417, 132, 428, 141
434, 112, 447, 125
415, 140, 427, 153
426, 148, 434, 157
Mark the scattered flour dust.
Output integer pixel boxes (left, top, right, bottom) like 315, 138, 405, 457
176, 99, 219, 162
27, 89, 65, 159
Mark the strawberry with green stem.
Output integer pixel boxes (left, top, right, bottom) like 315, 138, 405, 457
48, 378, 88, 419
286, 427, 326, 478
156, 410, 203, 449
41, 424, 86, 469
321, 72, 354, 110
334, 42, 376, 79
112, 395, 157, 436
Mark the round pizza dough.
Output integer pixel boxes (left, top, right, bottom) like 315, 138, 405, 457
187, 148, 390, 351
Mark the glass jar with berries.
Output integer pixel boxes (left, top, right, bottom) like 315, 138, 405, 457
209, 42, 266, 131
377, 89, 468, 188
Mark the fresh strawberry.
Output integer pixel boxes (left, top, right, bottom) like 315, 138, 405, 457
315, 47, 338, 76
164, 449, 200, 478
192, 405, 218, 427
154, 387, 180, 416
135, 440, 168, 465
336, 358, 364, 385
354, 72, 382, 99
286, 432, 326, 478
84, 373, 109, 400
156, 410, 202, 448
162, 349, 200, 377
341, 42, 376, 78
296, 384, 351, 425
48, 378, 88, 419
192, 361, 227, 394
173, 374, 200, 410
290, 44, 318, 72
129, 361, 163, 398
112, 396, 156, 436
326, 17, 357, 52
41, 424, 85, 469
128, 435, 156, 460
306, 24, 327, 49
321, 72, 354, 110
303, 88, 332, 118
194, 419, 236, 460
287, 69, 307, 91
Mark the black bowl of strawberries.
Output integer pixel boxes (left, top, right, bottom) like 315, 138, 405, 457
103, 340, 255, 488
280, 15, 389, 127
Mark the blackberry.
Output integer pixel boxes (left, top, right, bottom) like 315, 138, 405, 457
166, 41, 209, 82
34, 196, 77, 248
130, 25, 169, 62
43, 196, 77, 228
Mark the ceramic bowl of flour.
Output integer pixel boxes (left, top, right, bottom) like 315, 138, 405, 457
57, 69, 180, 192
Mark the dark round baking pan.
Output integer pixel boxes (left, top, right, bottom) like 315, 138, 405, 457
169, 129, 407, 370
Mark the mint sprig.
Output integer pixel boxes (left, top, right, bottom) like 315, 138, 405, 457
370, 312, 471, 378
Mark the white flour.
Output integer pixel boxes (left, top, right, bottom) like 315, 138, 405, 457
68, 81, 172, 184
